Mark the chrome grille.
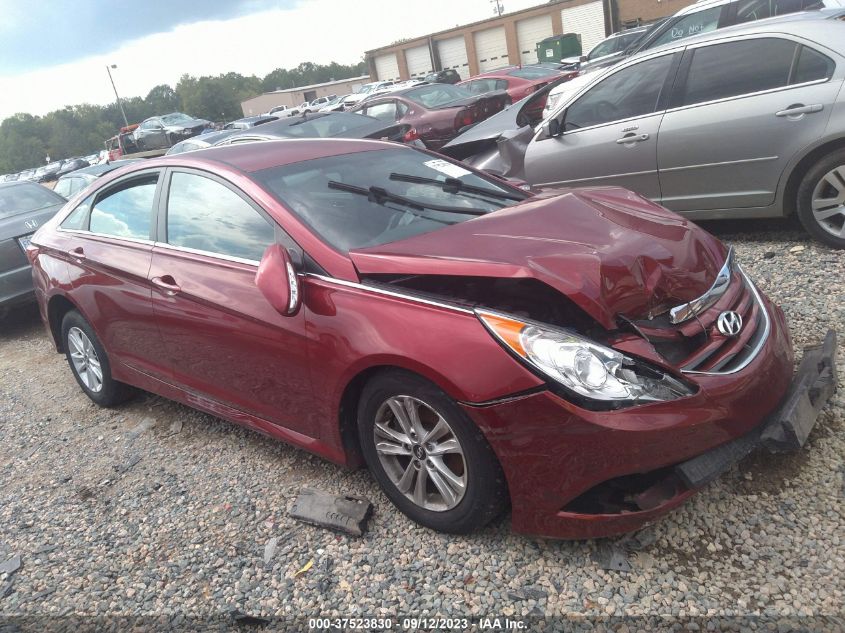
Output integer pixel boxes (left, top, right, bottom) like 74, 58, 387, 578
679, 268, 770, 375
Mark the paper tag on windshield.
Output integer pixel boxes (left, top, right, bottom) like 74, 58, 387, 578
423, 159, 471, 179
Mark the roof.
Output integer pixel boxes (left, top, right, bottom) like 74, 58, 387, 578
255, 75, 371, 96
153, 138, 401, 174
366, 0, 572, 55
644, 7, 845, 54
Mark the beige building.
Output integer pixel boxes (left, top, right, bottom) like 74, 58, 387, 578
365, 0, 695, 81
241, 75, 371, 116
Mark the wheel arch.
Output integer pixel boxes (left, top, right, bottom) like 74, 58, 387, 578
47, 293, 81, 352
335, 360, 469, 470
782, 135, 845, 216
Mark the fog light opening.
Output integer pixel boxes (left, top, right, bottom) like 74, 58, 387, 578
562, 467, 687, 515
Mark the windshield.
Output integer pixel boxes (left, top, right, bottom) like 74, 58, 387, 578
0, 183, 64, 218
273, 113, 379, 138
161, 113, 194, 125
587, 32, 639, 60
253, 147, 521, 252
404, 84, 473, 109
357, 83, 379, 94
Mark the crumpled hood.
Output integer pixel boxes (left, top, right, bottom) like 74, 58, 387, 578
349, 187, 727, 329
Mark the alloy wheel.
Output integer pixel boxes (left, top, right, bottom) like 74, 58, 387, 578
373, 395, 467, 512
811, 166, 845, 238
67, 326, 103, 393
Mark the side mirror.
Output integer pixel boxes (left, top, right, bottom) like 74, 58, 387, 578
547, 117, 563, 138
580, 55, 588, 62
255, 244, 301, 316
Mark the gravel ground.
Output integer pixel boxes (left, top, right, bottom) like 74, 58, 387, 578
0, 218, 843, 631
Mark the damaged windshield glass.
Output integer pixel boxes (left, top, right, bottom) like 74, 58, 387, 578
253, 147, 522, 252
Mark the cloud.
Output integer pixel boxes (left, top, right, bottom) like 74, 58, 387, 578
0, 0, 541, 121
0, 0, 294, 74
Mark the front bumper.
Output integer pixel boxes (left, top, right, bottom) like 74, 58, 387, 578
461, 298, 837, 539
676, 329, 837, 488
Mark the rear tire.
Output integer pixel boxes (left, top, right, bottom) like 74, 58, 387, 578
357, 370, 508, 534
796, 149, 845, 249
61, 310, 135, 407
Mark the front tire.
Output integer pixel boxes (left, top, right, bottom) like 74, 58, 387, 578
61, 310, 134, 406
357, 370, 508, 534
796, 149, 845, 249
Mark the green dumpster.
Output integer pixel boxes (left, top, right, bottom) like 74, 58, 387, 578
535, 33, 582, 63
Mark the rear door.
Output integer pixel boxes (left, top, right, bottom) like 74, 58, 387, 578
657, 36, 841, 212
55, 170, 168, 378
148, 169, 313, 433
525, 51, 680, 199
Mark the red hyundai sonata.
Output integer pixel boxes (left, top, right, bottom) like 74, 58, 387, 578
27, 139, 835, 539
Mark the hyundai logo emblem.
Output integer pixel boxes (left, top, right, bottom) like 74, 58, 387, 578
716, 311, 743, 337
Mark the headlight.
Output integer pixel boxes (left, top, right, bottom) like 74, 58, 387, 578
477, 310, 694, 408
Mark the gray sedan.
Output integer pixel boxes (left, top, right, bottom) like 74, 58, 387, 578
0, 182, 66, 313
446, 10, 845, 248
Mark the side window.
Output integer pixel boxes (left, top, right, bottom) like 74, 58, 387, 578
792, 45, 835, 85
649, 6, 722, 49
736, 0, 807, 23
681, 39, 796, 106
565, 53, 674, 131
166, 172, 275, 262
53, 178, 74, 199
89, 176, 157, 239
61, 194, 94, 230
495, 79, 509, 91
365, 101, 398, 121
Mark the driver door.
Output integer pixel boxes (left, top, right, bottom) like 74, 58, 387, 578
141, 119, 167, 149
525, 52, 680, 200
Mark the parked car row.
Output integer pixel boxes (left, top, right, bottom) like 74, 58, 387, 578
443, 9, 845, 248
2, 153, 101, 185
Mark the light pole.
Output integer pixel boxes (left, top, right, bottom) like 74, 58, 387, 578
106, 64, 129, 128
491, 0, 504, 16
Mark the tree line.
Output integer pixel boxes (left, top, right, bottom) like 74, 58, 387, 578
0, 60, 367, 174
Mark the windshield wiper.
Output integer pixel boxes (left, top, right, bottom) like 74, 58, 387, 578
389, 172, 526, 202
327, 181, 488, 215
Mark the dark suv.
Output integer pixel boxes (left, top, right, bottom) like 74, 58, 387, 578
423, 69, 462, 84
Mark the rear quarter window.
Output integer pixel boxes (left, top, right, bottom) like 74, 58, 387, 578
680, 38, 796, 106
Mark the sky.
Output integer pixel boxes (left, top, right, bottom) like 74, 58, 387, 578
0, 0, 542, 121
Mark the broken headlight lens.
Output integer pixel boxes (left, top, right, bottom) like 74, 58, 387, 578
477, 310, 694, 407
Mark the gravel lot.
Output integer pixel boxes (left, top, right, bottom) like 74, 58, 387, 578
1, 218, 843, 630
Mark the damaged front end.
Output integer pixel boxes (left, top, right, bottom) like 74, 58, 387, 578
347, 186, 837, 536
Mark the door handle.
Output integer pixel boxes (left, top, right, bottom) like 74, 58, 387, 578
616, 133, 650, 144
775, 103, 823, 117
69, 246, 85, 261
151, 275, 181, 296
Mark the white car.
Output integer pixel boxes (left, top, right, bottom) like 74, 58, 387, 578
318, 95, 349, 112
342, 81, 395, 109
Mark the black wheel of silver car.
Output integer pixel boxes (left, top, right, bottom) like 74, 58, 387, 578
797, 149, 845, 249
358, 370, 508, 533
61, 310, 134, 407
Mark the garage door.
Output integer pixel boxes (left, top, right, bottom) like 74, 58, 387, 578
374, 53, 400, 82
561, 1, 606, 54
405, 45, 433, 78
474, 26, 508, 73
516, 15, 554, 65
437, 36, 470, 79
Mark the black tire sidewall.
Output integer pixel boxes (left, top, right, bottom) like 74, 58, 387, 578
797, 148, 845, 249
61, 310, 130, 407
357, 371, 507, 534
